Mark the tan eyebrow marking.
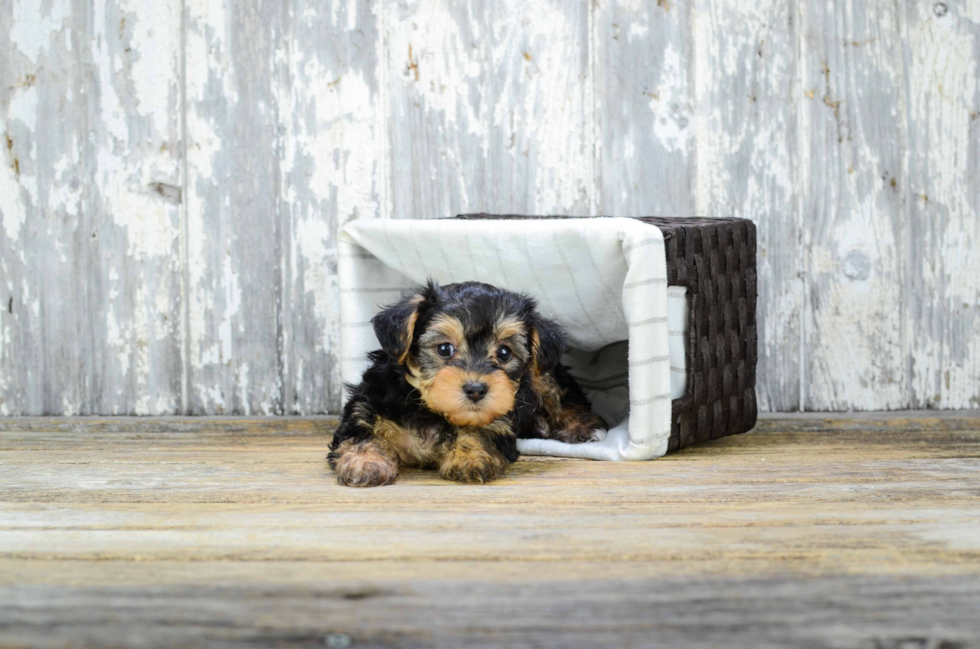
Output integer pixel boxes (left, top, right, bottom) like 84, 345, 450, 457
490, 315, 528, 358
493, 315, 526, 342
420, 313, 467, 348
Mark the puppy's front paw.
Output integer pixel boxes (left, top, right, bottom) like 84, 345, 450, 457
332, 440, 399, 488
439, 438, 506, 484
588, 427, 607, 442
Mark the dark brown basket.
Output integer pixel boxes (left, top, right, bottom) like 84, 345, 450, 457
455, 214, 758, 452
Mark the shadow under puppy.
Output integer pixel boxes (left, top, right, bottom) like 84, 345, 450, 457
328, 281, 607, 487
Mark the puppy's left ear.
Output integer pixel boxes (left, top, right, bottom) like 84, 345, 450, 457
530, 313, 567, 373
372, 281, 439, 364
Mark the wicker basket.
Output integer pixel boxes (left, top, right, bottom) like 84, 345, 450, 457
456, 215, 758, 452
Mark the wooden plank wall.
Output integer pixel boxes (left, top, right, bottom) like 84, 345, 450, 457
0, 0, 977, 415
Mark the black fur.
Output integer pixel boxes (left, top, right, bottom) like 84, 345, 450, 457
371, 280, 439, 360
552, 362, 594, 411
328, 350, 459, 468
328, 280, 601, 483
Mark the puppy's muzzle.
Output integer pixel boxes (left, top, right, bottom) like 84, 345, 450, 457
463, 381, 488, 402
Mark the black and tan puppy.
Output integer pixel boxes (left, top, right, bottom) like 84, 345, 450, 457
328, 281, 606, 487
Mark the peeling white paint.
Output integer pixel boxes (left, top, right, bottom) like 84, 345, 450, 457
106, 301, 130, 379
1, 84, 39, 243
520, 2, 594, 213
185, 110, 222, 184
48, 152, 81, 218
628, 23, 649, 41
198, 385, 226, 411
185, 59, 226, 398
0, 165, 26, 243
387, 0, 593, 217
303, 68, 376, 218
908, 9, 977, 211
7, 85, 38, 133
907, 2, 980, 407
800, 0, 915, 410
651, 44, 692, 154
691, 0, 806, 411
186, 0, 227, 41
60, 395, 78, 417
3, 0, 978, 416
93, 1, 130, 144
219, 250, 241, 366
99, 180, 179, 259
185, 2, 238, 107
962, 0, 980, 24
293, 219, 332, 324
9, 0, 73, 64
236, 362, 250, 416
119, 0, 180, 124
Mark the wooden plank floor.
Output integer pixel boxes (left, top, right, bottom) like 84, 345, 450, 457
2, 414, 980, 648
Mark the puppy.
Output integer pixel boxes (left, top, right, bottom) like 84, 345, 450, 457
327, 281, 606, 487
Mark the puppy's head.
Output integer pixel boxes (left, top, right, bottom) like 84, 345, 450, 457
372, 280, 566, 427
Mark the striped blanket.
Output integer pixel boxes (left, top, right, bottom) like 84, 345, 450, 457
338, 218, 686, 461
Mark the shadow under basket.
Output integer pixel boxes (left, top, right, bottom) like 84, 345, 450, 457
456, 215, 759, 452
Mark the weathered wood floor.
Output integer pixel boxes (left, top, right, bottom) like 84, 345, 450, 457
1, 414, 979, 648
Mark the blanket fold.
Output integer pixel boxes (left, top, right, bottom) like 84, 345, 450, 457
338, 217, 680, 461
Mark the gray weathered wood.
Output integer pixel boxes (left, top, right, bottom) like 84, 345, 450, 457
691, 0, 804, 412
0, 0, 183, 416
277, 0, 383, 415
2, 415, 980, 647
905, 0, 980, 409
801, 0, 909, 410
595, 0, 695, 217
1, 0, 979, 414
184, 0, 285, 414
3, 577, 980, 649
384, 0, 596, 219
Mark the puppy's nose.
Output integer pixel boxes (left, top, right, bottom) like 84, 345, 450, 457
463, 382, 488, 402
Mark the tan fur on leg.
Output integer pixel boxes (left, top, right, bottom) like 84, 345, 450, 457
529, 368, 605, 444
548, 405, 607, 443
439, 429, 507, 484
332, 438, 400, 487
373, 416, 443, 469
530, 366, 564, 421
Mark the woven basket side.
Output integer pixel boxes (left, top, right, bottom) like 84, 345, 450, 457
653, 218, 757, 450
453, 214, 758, 451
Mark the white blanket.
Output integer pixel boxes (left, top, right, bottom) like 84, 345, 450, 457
338, 218, 682, 461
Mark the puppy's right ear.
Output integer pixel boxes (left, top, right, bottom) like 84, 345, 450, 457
371, 281, 439, 364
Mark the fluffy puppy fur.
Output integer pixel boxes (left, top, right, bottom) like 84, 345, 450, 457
327, 281, 606, 487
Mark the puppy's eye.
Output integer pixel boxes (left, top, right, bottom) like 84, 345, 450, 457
496, 345, 512, 362
437, 343, 456, 358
